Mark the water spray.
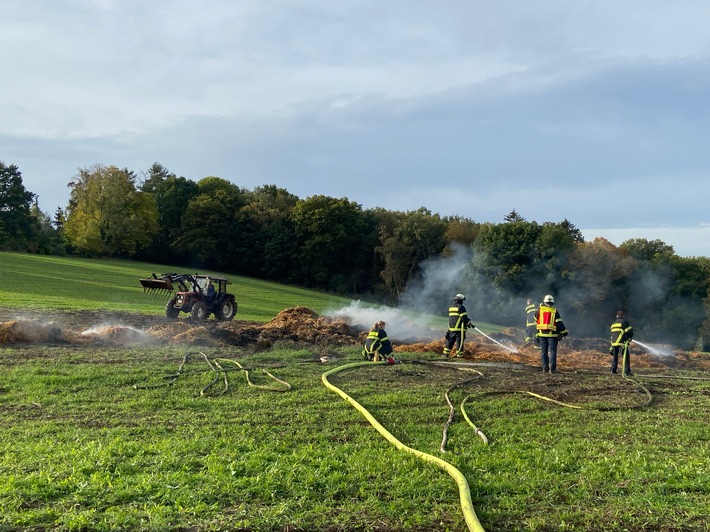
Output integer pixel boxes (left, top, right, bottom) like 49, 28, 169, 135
473, 328, 518, 353
631, 339, 675, 357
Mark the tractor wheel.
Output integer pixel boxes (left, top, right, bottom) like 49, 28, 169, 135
216, 299, 237, 321
191, 301, 208, 322
165, 298, 180, 319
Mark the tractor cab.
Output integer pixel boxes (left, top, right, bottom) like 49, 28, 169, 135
140, 272, 238, 321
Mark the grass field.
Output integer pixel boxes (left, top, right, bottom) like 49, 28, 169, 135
0, 252, 708, 531
0, 252, 354, 321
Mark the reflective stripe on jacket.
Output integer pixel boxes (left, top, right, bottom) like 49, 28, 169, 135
525, 303, 537, 327
610, 319, 633, 346
448, 304, 471, 332
364, 330, 382, 354
536, 305, 567, 337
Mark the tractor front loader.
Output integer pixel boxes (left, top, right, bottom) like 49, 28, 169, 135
140, 272, 238, 322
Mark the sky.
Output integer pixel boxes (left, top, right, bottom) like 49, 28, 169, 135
3, 0, 710, 257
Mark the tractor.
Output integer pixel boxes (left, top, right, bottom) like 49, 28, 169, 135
140, 272, 238, 321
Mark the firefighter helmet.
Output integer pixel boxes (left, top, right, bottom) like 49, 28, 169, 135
454, 293, 466, 301
543, 294, 554, 304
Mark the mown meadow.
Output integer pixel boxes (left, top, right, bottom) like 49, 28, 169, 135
0, 252, 708, 531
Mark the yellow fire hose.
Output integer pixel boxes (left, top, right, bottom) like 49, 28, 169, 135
322, 360, 486, 532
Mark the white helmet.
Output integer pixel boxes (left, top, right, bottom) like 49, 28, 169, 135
543, 294, 554, 304
454, 293, 466, 301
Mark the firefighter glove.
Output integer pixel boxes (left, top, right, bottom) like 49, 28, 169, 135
608, 346, 614, 355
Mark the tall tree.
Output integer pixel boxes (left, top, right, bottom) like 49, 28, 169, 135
28, 203, 64, 255
504, 209, 525, 222
620, 238, 675, 262
443, 215, 480, 250
290, 195, 370, 293
566, 237, 638, 335
140, 162, 175, 194
377, 208, 448, 301
472, 220, 543, 294
173, 177, 246, 269
64, 165, 158, 257
0, 161, 37, 250
148, 176, 200, 263
235, 185, 299, 280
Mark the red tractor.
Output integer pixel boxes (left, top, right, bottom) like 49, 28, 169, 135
140, 272, 238, 321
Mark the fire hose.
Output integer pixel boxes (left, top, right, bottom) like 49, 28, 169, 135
414, 359, 653, 453
322, 360, 486, 532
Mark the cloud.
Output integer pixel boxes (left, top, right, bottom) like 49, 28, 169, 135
3, 1, 710, 257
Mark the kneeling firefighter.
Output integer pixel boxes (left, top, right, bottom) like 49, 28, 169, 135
362, 321, 394, 362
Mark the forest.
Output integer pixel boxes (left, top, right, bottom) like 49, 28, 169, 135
2, 160, 710, 350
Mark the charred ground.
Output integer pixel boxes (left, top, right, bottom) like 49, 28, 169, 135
1, 306, 707, 374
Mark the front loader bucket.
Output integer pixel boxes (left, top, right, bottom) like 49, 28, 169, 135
140, 277, 174, 297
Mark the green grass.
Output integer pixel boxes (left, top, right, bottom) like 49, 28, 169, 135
0, 252, 353, 321
0, 251, 708, 531
1, 346, 708, 531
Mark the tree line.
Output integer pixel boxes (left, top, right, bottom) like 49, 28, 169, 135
2, 160, 710, 350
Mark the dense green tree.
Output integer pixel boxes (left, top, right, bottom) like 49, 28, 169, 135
140, 162, 175, 194
472, 220, 543, 294
64, 165, 158, 257
443, 215, 480, 250
620, 238, 675, 262
0, 161, 37, 250
657, 255, 710, 348
361, 208, 401, 299
235, 185, 300, 280
377, 208, 448, 301
504, 209, 525, 222
559, 218, 585, 243
566, 238, 638, 335
290, 195, 370, 293
27, 203, 64, 255
144, 176, 199, 263
173, 177, 246, 270
174, 194, 233, 267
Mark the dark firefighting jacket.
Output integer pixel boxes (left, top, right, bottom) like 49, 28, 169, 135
610, 318, 633, 346
535, 304, 568, 338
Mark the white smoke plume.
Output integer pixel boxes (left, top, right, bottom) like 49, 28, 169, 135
325, 244, 475, 341
327, 300, 441, 342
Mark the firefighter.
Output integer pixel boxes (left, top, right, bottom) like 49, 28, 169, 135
610, 310, 634, 376
443, 293, 475, 358
525, 298, 537, 344
535, 294, 568, 373
362, 321, 393, 361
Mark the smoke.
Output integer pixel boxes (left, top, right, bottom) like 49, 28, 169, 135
81, 323, 152, 344
399, 242, 473, 314
325, 244, 474, 341
326, 240, 700, 351
327, 300, 440, 341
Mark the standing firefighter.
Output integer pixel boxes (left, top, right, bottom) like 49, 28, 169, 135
443, 293, 475, 358
610, 311, 634, 376
535, 294, 568, 373
525, 298, 537, 344
362, 321, 394, 362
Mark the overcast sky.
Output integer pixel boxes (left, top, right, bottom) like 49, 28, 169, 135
3, 1, 710, 257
